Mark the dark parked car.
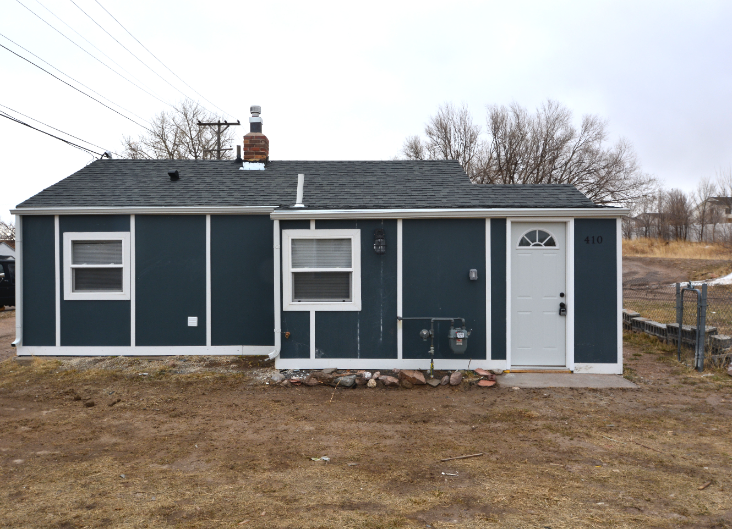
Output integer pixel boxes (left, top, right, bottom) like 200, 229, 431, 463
0, 256, 15, 307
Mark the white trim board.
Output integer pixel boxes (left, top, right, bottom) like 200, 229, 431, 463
485, 218, 491, 361
396, 219, 403, 360
206, 215, 212, 347
13, 215, 22, 346
617, 217, 623, 367
12, 206, 277, 215
54, 215, 60, 346
16, 345, 273, 356
573, 363, 623, 375
130, 215, 136, 347
275, 358, 510, 370
271, 208, 629, 220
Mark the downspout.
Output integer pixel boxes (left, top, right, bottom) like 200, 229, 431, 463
11, 215, 22, 348
268, 219, 282, 360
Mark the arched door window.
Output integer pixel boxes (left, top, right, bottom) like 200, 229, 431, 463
517, 229, 557, 248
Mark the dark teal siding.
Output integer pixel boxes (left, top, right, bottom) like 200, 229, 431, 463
490, 219, 507, 360
574, 219, 617, 363
22, 216, 56, 346
280, 311, 310, 358
58, 215, 131, 346
402, 219, 486, 360
313, 219, 398, 359
135, 215, 206, 346
211, 215, 274, 346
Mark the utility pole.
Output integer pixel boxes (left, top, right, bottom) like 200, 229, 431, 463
197, 120, 240, 160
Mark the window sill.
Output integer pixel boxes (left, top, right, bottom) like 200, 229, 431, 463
283, 300, 362, 312
64, 291, 131, 301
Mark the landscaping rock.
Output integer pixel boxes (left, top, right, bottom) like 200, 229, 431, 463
449, 371, 463, 386
728, 366, 732, 377
321, 368, 337, 375
426, 378, 441, 387
355, 377, 368, 386
367, 378, 377, 388
333, 375, 356, 388
478, 379, 496, 388
312, 371, 335, 382
271, 372, 285, 383
491, 369, 504, 375
401, 379, 414, 389
303, 374, 320, 386
440, 375, 450, 386
379, 375, 399, 387
399, 370, 426, 385
474, 368, 491, 376
84, 400, 96, 408
281, 380, 291, 387
372, 371, 381, 380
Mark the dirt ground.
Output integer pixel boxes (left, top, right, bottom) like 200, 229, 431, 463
0, 330, 730, 528
623, 256, 732, 286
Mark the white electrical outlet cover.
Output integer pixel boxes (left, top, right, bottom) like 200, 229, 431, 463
188, 317, 198, 327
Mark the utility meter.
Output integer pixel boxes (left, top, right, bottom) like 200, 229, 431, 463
448, 327, 470, 354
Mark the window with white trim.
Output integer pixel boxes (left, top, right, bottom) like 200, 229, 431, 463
63, 232, 131, 300
282, 229, 361, 311
517, 229, 557, 248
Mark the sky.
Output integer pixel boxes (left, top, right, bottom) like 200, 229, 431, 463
2, 0, 731, 222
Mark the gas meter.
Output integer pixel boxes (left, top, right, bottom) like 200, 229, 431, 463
448, 327, 470, 354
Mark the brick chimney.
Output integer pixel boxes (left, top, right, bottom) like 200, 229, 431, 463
243, 105, 269, 162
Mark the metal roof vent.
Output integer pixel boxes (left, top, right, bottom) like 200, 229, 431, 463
168, 170, 180, 181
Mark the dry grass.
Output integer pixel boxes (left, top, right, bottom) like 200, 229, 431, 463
1, 348, 731, 528
623, 237, 732, 259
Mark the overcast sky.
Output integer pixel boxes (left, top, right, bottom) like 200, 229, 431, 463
2, 0, 731, 221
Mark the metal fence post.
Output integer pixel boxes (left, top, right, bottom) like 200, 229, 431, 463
697, 283, 708, 372
675, 282, 682, 362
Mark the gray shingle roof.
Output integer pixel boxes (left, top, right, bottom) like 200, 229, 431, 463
16, 159, 600, 209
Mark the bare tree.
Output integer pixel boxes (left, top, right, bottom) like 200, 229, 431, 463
664, 189, 693, 241
692, 177, 717, 242
122, 99, 236, 160
0, 219, 15, 241
402, 103, 484, 174
403, 100, 655, 206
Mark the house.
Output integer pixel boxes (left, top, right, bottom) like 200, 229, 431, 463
0, 240, 15, 258
11, 107, 628, 374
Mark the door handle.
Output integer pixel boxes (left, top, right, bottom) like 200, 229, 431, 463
559, 302, 567, 316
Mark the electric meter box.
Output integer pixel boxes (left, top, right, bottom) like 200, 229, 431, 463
448, 327, 470, 354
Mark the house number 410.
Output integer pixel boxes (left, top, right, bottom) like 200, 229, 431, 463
584, 236, 603, 244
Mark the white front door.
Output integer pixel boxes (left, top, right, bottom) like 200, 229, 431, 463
511, 222, 567, 366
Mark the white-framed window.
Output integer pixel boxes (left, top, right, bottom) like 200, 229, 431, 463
63, 232, 131, 301
282, 229, 361, 311
517, 229, 558, 248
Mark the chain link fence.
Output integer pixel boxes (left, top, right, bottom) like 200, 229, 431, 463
623, 279, 732, 370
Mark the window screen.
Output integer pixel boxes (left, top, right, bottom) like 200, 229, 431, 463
73, 268, 123, 291
293, 272, 351, 301
72, 241, 123, 265
292, 239, 351, 268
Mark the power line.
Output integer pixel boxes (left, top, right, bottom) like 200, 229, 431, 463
0, 111, 101, 157
93, 0, 237, 120
33, 0, 165, 103
0, 42, 153, 133
0, 103, 120, 156
68, 0, 220, 117
0, 32, 151, 125
14, 0, 174, 109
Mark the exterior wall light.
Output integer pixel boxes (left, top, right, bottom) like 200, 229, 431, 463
373, 228, 386, 254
